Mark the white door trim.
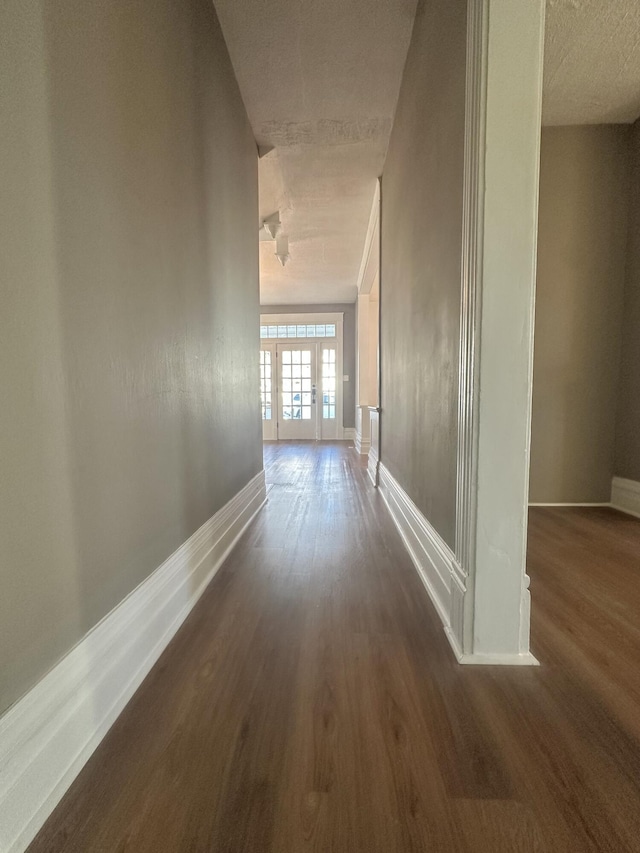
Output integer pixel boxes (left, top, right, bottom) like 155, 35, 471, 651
259, 313, 344, 440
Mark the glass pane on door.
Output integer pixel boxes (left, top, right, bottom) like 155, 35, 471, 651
322, 348, 336, 419
281, 349, 312, 420
260, 350, 272, 420
277, 344, 317, 440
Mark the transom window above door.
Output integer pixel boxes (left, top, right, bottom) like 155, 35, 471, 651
260, 323, 336, 339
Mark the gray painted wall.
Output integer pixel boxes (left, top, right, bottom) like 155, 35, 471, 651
530, 126, 630, 503
261, 303, 356, 428
0, 0, 262, 714
380, 0, 467, 548
616, 119, 640, 483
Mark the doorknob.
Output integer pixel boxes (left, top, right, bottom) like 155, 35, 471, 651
311, 384, 317, 404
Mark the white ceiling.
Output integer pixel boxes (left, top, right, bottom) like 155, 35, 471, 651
214, 0, 640, 306
213, 0, 417, 305
543, 0, 640, 126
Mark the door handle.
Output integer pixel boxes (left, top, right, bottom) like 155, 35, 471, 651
311, 384, 317, 404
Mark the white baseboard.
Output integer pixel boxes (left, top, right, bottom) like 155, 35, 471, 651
529, 482, 640, 521
611, 477, 640, 519
378, 464, 455, 630
445, 627, 539, 665
343, 427, 357, 442
353, 431, 371, 456
529, 502, 609, 508
0, 470, 267, 853
379, 464, 538, 666
367, 446, 379, 487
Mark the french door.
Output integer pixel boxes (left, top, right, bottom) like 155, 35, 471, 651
276, 343, 317, 440
260, 339, 340, 441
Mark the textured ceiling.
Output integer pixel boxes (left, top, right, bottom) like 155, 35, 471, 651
544, 0, 640, 125
213, 0, 417, 305
215, 0, 640, 305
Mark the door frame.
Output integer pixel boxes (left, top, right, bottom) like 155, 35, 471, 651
260, 312, 344, 441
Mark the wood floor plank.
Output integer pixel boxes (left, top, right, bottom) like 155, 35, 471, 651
27, 443, 640, 852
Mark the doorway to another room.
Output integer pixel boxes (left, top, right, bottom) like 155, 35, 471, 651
259, 313, 343, 442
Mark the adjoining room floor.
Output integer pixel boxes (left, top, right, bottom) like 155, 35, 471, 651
29, 443, 640, 852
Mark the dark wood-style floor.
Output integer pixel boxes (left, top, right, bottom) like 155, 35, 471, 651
29, 443, 640, 852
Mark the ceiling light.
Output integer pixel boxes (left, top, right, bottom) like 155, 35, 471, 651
275, 235, 290, 267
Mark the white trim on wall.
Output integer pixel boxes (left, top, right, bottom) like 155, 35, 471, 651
453, 0, 489, 656
611, 477, 640, 519
367, 446, 379, 487
0, 471, 267, 853
470, 0, 545, 661
368, 409, 380, 487
354, 408, 371, 455
379, 464, 538, 666
343, 427, 356, 442
354, 434, 371, 455
378, 464, 454, 628
530, 492, 640, 519
356, 182, 381, 295
529, 502, 610, 508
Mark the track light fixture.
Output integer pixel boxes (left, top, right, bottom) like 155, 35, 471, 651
275, 234, 290, 267
262, 212, 281, 240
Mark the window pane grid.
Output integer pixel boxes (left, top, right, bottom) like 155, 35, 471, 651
260, 323, 337, 339
260, 350, 272, 419
281, 348, 312, 420
322, 348, 337, 420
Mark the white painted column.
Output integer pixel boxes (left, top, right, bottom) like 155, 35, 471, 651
451, 0, 545, 663
368, 277, 379, 406
355, 295, 372, 454
357, 293, 373, 406
355, 181, 381, 457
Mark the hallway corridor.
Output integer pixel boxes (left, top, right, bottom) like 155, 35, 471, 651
29, 444, 640, 853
